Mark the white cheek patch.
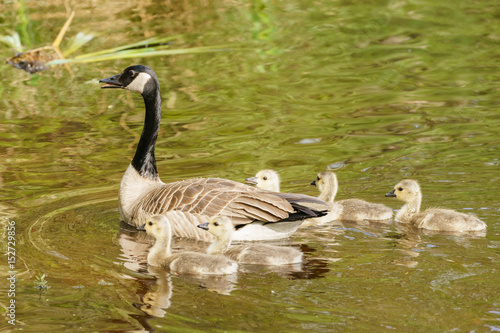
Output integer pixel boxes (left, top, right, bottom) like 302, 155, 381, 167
126, 72, 152, 93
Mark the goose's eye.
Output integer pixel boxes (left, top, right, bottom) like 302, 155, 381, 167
129, 70, 136, 77
213, 222, 219, 227
263, 176, 268, 180
398, 187, 403, 191
148, 221, 153, 226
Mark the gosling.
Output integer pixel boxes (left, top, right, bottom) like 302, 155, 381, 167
139, 215, 238, 275
197, 216, 303, 265
311, 171, 393, 223
385, 179, 487, 232
245, 169, 280, 192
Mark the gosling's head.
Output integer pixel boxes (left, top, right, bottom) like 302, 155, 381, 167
311, 171, 338, 193
197, 215, 234, 239
138, 215, 169, 238
245, 169, 280, 192
385, 179, 421, 203
100, 65, 159, 94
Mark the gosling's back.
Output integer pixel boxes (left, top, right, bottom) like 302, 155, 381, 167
338, 198, 393, 222
167, 252, 238, 275
227, 243, 303, 265
412, 208, 486, 232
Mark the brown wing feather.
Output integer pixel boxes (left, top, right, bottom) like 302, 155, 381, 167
233, 194, 291, 221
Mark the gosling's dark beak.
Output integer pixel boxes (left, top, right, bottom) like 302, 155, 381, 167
385, 189, 396, 197
197, 222, 209, 230
245, 176, 258, 186
310, 180, 317, 186
137, 224, 146, 231
100, 74, 123, 89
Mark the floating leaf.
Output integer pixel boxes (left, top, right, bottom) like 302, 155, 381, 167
63, 32, 94, 57
0, 32, 23, 52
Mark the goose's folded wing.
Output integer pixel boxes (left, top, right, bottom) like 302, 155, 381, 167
134, 178, 295, 224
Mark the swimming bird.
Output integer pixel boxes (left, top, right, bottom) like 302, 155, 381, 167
100, 65, 328, 241
198, 216, 303, 265
385, 179, 486, 232
245, 169, 280, 192
139, 215, 238, 275
311, 171, 393, 223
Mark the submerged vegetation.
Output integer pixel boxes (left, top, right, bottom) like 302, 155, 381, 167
34, 273, 50, 296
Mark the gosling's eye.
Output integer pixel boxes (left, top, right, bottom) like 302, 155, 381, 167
317, 177, 320, 181
398, 187, 403, 191
148, 221, 153, 226
263, 176, 268, 180
214, 222, 219, 226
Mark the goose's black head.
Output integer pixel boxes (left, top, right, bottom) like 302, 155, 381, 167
100, 65, 159, 95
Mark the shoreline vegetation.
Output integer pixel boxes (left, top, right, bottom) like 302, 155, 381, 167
2, 11, 235, 76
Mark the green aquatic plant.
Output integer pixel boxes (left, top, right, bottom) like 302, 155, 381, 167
47, 36, 232, 66
34, 273, 50, 295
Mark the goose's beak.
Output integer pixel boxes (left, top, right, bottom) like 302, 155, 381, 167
100, 74, 123, 89
385, 189, 396, 197
137, 224, 146, 231
197, 222, 209, 230
310, 180, 317, 186
245, 176, 258, 186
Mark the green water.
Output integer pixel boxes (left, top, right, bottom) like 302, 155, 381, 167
0, 0, 499, 332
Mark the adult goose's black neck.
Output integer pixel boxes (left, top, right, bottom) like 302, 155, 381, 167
131, 81, 161, 181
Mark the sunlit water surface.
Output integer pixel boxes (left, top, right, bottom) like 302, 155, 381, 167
0, 0, 499, 332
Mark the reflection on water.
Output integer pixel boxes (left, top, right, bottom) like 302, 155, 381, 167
0, 0, 499, 331
135, 269, 173, 318
117, 220, 332, 319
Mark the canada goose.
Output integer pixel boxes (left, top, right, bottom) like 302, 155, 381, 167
100, 65, 329, 241
385, 179, 486, 232
311, 171, 393, 222
197, 216, 303, 265
245, 169, 280, 192
139, 215, 238, 275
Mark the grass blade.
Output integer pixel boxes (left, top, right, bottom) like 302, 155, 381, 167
71, 35, 182, 59
47, 45, 235, 65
